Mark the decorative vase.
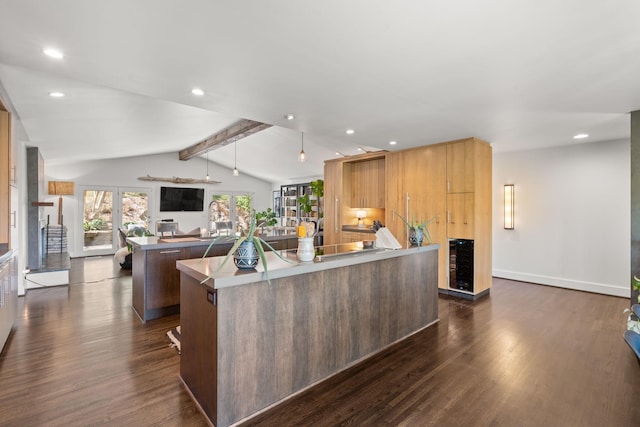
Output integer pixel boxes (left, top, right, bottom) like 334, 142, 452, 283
297, 237, 315, 262
233, 240, 259, 269
408, 227, 424, 247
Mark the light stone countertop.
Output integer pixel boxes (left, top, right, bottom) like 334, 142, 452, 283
176, 243, 439, 290
127, 231, 298, 251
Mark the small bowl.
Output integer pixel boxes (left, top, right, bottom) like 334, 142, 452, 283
362, 240, 374, 249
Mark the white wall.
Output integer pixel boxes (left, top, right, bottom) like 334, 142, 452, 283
45, 152, 273, 257
492, 139, 630, 297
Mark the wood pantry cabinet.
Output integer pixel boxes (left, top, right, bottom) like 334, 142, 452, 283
0, 110, 10, 246
385, 144, 448, 290
445, 138, 492, 296
325, 136, 492, 299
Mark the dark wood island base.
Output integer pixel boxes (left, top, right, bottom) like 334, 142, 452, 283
177, 245, 439, 427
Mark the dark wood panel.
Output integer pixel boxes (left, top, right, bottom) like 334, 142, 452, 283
146, 248, 188, 309
180, 272, 217, 424
131, 247, 145, 318
203, 250, 439, 426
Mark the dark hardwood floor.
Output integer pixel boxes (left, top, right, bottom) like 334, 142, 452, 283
0, 256, 638, 426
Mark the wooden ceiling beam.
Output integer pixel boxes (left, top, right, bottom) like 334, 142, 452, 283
179, 119, 272, 161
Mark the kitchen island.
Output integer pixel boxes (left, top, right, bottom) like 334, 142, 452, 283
128, 231, 298, 322
176, 243, 439, 427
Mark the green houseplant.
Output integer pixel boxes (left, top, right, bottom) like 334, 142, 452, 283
255, 208, 277, 231
296, 194, 313, 218
393, 210, 437, 246
309, 179, 324, 218
203, 209, 295, 284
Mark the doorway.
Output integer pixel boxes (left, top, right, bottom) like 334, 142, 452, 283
81, 186, 151, 256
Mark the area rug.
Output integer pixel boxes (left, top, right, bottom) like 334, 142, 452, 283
167, 326, 181, 354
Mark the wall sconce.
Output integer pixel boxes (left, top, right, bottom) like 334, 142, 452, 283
48, 181, 75, 225
504, 184, 514, 229
356, 210, 367, 228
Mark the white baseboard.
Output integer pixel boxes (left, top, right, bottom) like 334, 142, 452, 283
492, 269, 629, 298
24, 270, 69, 289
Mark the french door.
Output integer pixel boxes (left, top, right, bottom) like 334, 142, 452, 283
80, 186, 151, 256
208, 192, 252, 234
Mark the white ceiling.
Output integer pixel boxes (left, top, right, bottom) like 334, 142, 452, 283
0, 0, 638, 184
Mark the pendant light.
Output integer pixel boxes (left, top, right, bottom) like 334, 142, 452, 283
232, 138, 239, 176
298, 132, 306, 162
205, 147, 210, 181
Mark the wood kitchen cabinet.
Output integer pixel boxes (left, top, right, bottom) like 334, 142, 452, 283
446, 139, 476, 193
341, 230, 376, 243
327, 137, 491, 298
447, 192, 474, 240
0, 110, 10, 246
132, 242, 232, 322
351, 157, 385, 208
445, 138, 492, 296
323, 160, 344, 246
385, 144, 448, 289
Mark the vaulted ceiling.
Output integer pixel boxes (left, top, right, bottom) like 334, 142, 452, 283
0, 0, 637, 183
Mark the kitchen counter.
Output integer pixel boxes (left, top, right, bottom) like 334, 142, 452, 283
176, 244, 439, 427
127, 232, 301, 322
127, 230, 299, 250
0, 248, 14, 264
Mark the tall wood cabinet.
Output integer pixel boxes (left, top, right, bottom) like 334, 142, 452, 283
325, 137, 492, 299
385, 144, 448, 290
323, 160, 344, 245
0, 110, 10, 246
445, 138, 492, 295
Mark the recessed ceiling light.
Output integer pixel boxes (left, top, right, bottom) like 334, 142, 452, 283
346, 129, 355, 135
48, 92, 65, 98
191, 88, 204, 96
285, 114, 295, 120
389, 140, 397, 145
573, 133, 589, 139
357, 147, 363, 151
43, 48, 64, 59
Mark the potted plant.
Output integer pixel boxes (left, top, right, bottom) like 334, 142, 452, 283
309, 179, 324, 218
393, 210, 437, 246
204, 209, 295, 284
297, 194, 313, 219
255, 208, 277, 232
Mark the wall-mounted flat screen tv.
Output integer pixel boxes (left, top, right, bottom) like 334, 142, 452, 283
160, 186, 205, 212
